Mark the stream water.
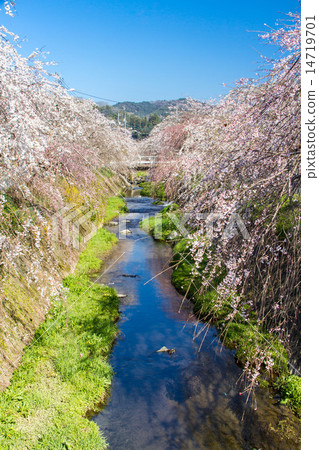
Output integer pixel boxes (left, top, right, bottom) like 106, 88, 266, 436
93, 194, 300, 449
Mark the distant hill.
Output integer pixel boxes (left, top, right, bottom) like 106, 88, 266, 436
97, 98, 190, 140
110, 98, 188, 118
97, 98, 189, 118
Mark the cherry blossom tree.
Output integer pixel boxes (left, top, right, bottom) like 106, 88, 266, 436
143, 13, 301, 383
0, 15, 137, 381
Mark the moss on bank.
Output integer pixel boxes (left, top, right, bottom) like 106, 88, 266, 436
0, 173, 127, 389
0, 196, 126, 449
104, 196, 128, 221
134, 170, 148, 178
274, 374, 301, 417
139, 181, 167, 200
140, 206, 300, 417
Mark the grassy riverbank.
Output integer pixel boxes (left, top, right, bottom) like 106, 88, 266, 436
139, 181, 167, 200
0, 196, 126, 449
140, 204, 301, 418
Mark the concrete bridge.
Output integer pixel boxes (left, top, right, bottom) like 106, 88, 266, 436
134, 155, 157, 169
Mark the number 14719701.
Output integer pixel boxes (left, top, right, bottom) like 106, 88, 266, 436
305, 16, 316, 74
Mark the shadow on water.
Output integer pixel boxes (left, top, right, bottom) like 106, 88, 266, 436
93, 195, 300, 449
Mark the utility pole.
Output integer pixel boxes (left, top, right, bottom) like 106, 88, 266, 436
123, 106, 127, 129
117, 108, 127, 129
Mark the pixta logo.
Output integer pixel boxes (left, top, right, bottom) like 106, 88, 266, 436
116, 211, 250, 241
52, 204, 98, 249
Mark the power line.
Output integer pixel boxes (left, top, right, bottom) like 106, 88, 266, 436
70, 89, 120, 104
58, 79, 121, 104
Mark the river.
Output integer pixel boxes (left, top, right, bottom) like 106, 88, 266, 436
93, 194, 300, 449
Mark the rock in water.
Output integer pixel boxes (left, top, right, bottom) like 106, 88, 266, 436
156, 346, 169, 352
120, 229, 132, 235
156, 346, 175, 354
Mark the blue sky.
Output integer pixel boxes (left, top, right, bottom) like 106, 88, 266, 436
1, 0, 300, 103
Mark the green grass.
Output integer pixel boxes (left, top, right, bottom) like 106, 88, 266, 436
244, 194, 300, 241
104, 196, 127, 222
134, 170, 148, 178
139, 181, 167, 200
77, 228, 117, 275
0, 201, 123, 449
1, 194, 28, 235
223, 322, 289, 375
275, 194, 300, 240
274, 374, 301, 417
152, 200, 165, 205
140, 204, 181, 241
140, 213, 176, 241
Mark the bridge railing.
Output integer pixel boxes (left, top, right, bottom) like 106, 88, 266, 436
134, 155, 157, 168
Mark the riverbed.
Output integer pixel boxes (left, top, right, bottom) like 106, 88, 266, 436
93, 194, 300, 449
